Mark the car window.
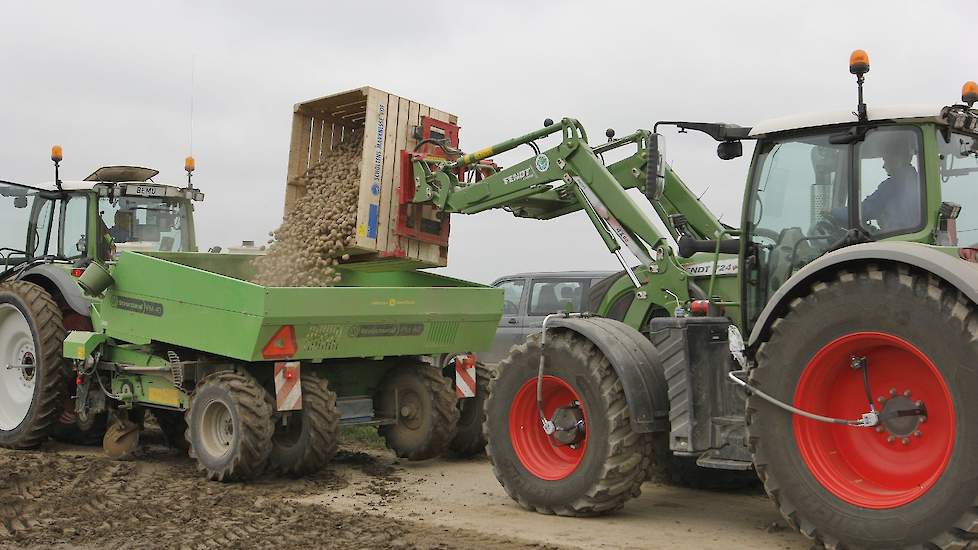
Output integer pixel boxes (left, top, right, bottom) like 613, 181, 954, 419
529, 279, 585, 316
494, 279, 526, 315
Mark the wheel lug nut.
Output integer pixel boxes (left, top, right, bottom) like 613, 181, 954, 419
903, 389, 912, 398
901, 437, 910, 445
887, 435, 896, 444
877, 396, 885, 404
915, 400, 923, 407
875, 426, 884, 433
913, 430, 922, 438
889, 388, 897, 397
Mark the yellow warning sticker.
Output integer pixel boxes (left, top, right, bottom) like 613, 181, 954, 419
147, 387, 181, 407
357, 224, 367, 237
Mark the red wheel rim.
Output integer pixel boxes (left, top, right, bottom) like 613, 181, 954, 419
793, 332, 954, 509
509, 376, 587, 480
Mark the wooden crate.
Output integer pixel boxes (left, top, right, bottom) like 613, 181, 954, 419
285, 87, 457, 269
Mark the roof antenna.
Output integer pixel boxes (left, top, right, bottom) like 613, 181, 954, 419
185, 55, 196, 189
849, 49, 870, 123
51, 145, 63, 192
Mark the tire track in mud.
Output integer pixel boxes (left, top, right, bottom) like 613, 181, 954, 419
0, 445, 555, 550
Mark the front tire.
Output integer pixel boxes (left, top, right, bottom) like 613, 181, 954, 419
187, 371, 273, 481
484, 331, 651, 516
749, 265, 978, 548
0, 282, 67, 449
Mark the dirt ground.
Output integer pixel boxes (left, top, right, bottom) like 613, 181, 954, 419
0, 428, 810, 550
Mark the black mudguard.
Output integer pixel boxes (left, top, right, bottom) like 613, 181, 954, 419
546, 316, 669, 433
19, 264, 90, 316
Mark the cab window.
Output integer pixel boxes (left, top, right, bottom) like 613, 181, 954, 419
937, 130, 978, 245
857, 127, 924, 235
59, 196, 89, 259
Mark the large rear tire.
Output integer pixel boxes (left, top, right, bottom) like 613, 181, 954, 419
377, 363, 459, 461
187, 371, 273, 481
748, 265, 978, 548
0, 282, 67, 449
267, 373, 340, 476
484, 331, 651, 516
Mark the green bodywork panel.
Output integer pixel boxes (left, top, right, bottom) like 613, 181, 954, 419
63, 331, 108, 361
87, 251, 502, 362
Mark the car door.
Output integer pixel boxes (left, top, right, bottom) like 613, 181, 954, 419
482, 277, 528, 364
524, 277, 589, 338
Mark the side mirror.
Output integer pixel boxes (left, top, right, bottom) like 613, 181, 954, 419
646, 133, 666, 201
717, 140, 743, 160
13, 197, 28, 208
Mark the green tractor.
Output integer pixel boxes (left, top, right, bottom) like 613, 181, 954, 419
0, 154, 502, 479
406, 52, 978, 548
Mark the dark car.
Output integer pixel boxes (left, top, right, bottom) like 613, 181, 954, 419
479, 270, 617, 364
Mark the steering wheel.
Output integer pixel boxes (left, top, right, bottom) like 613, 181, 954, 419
752, 227, 780, 242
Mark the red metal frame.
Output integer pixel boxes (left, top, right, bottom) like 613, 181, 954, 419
394, 116, 460, 247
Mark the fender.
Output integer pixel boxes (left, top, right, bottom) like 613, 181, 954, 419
748, 241, 978, 347
546, 316, 669, 433
19, 264, 91, 317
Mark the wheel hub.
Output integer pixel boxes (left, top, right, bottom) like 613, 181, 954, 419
877, 393, 926, 438
509, 376, 588, 481
550, 403, 585, 447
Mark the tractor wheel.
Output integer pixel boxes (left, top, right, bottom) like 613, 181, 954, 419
186, 371, 273, 481
0, 282, 67, 449
447, 360, 494, 457
153, 409, 190, 453
267, 373, 340, 476
484, 331, 652, 516
377, 363, 459, 461
748, 265, 978, 549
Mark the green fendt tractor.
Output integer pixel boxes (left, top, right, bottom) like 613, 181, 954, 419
0, 155, 501, 480
406, 52, 978, 548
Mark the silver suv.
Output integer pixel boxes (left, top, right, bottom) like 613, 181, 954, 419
481, 270, 617, 364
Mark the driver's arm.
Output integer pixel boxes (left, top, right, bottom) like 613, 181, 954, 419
861, 177, 892, 224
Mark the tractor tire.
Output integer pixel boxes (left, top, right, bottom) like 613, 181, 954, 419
646, 433, 758, 490
748, 265, 978, 549
377, 363, 459, 461
267, 373, 340, 476
0, 282, 67, 449
186, 370, 273, 482
484, 331, 652, 516
447, 361, 494, 457
153, 409, 190, 453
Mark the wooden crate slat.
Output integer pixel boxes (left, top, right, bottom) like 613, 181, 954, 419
376, 95, 401, 252
384, 97, 412, 258
353, 88, 389, 250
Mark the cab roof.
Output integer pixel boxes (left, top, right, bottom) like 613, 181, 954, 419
749, 104, 945, 137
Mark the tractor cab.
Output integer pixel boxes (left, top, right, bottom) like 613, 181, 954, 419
0, 153, 203, 282
742, 102, 978, 326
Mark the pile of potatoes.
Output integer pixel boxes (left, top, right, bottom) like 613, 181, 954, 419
251, 141, 362, 287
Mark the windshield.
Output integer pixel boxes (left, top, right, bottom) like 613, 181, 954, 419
938, 130, 978, 246
0, 183, 49, 270
98, 196, 192, 255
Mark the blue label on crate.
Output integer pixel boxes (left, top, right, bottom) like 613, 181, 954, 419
371, 183, 380, 196
367, 203, 379, 238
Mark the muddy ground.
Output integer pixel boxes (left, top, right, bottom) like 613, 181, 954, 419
0, 428, 809, 550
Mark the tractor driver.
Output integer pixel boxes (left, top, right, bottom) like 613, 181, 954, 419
108, 209, 133, 243
860, 139, 921, 233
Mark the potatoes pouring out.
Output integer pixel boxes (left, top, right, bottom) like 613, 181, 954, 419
252, 141, 362, 287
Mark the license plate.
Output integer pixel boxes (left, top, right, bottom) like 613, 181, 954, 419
128, 184, 164, 197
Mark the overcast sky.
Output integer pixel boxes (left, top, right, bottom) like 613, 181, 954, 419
0, 1, 970, 283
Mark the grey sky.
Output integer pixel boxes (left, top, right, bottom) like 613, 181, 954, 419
0, 0, 970, 283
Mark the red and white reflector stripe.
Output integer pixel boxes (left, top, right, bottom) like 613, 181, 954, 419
274, 361, 303, 411
455, 355, 477, 399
